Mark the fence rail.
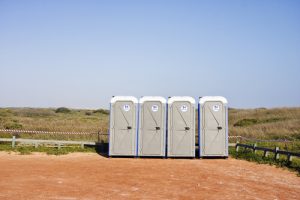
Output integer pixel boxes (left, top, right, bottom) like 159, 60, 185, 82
235, 143, 300, 162
0, 136, 97, 149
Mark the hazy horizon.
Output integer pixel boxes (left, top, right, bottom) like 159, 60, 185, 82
1, 1, 299, 109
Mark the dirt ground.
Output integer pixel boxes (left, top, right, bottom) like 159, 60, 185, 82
0, 152, 299, 200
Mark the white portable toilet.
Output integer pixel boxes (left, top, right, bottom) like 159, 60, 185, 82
138, 96, 167, 157
199, 96, 228, 157
167, 96, 195, 157
109, 96, 138, 157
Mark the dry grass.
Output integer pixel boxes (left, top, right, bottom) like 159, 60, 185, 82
0, 107, 299, 140
0, 108, 108, 133
229, 107, 300, 140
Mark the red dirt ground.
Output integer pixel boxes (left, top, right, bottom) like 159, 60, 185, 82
0, 152, 299, 200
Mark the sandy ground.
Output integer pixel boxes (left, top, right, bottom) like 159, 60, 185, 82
0, 152, 299, 200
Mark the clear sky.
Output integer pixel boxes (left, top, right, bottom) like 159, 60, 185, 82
0, 0, 299, 109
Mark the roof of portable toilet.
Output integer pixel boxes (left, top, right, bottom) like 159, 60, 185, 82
139, 96, 166, 104
110, 96, 138, 104
199, 96, 228, 105
168, 96, 195, 104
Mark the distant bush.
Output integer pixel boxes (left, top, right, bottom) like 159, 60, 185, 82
93, 109, 109, 115
55, 107, 71, 113
85, 111, 92, 116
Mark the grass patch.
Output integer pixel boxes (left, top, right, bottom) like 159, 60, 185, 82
0, 107, 109, 134
4, 121, 23, 129
0, 142, 97, 155
229, 107, 300, 140
234, 118, 258, 127
234, 117, 283, 127
229, 147, 300, 176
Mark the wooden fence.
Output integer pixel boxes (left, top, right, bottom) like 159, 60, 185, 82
235, 142, 300, 162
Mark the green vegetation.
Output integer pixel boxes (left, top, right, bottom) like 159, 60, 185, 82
229, 147, 300, 176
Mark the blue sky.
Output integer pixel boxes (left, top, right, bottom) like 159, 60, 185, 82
0, 0, 299, 109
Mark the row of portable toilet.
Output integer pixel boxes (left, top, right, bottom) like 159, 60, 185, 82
108, 96, 228, 158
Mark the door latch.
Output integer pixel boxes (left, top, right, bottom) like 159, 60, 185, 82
217, 126, 222, 130
155, 127, 160, 130
185, 127, 190, 131
127, 126, 132, 130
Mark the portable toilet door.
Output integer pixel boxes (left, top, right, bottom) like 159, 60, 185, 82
138, 96, 166, 157
167, 96, 195, 157
199, 96, 228, 157
109, 96, 138, 157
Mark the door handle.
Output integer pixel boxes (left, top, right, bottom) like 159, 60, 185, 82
185, 127, 190, 131
127, 126, 132, 130
217, 126, 222, 130
155, 127, 160, 130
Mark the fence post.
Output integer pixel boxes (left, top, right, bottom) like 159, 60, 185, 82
98, 131, 100, 143
12, 136, 16, 148
287, 154, 293, 162
253, 143, 257, 154
275, 147, 279, 160
35, 142, 38, 149
235, 141, 239, 152
81, 142, 84, 149
57, 143, 61, 149
263, 150, 269, 158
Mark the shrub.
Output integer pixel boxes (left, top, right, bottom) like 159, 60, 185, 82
4, 122, 23, 130
234, 119, 258, 127
93, 109, 109, 115
234, 118, 284, 127
85, 111, 92, 116
55, 107, 71, 113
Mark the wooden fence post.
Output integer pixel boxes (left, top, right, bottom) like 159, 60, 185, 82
275, 147, 280, 160
235, 141, 239, 152
287, 154, 293, 162
263, 150, 269, 158
12, 136, 16, 148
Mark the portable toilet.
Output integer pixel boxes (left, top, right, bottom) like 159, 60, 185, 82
199, 96, 228, 157
109, 96, 138, 157
167, 96, 195, 157
138, 96, 167, 157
